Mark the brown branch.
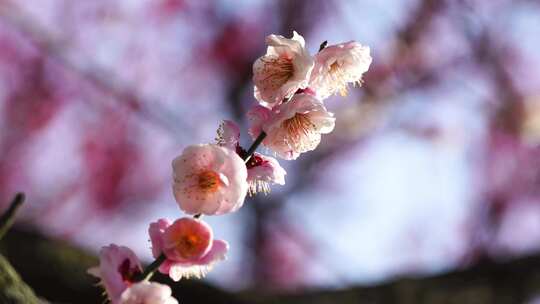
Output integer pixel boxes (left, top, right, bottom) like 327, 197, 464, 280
0, 193, 25, 240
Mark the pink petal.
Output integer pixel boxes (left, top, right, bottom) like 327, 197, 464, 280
89, 244, 142, 304
158, 259, 173, 275
195, 240, 229, 265
148, 219, 171, 258
247, 105, 272, 139
163, 218, 213, 261
161, 240, 229, 282
247, 153, 286, 185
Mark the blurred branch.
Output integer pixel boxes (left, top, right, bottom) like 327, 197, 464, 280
241, 254, 540, 304
362, 0, 448, 101
450, 2, 528, 264
0, 193, 24, 240
0, 1, 189, 141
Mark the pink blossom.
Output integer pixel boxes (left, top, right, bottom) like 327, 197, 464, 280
310, 41, 372, 99
246, 152, 286, 195
162, 217, 213, 261
215, 119, 287, 194
148, 218, 229, 281
247, 105, 273, 139
253, 31, 314, 107
87, 244, 143, 304
172, 144, 248, 215
252, 93, 335, 160
119, 281, 178, 304
149, 218, 171, 258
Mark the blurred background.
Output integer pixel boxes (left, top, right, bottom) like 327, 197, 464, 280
1, 0, 540, 303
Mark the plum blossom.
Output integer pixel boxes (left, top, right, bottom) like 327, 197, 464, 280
172, 144, 248, 215
253, 31, 314, 107
309, 41, 372, 99
162, 217, 212, 261
88, 244, 143, 304
246, 152, 286, 195
149, 218, 229, 281
89, 32, 371, 301
215, 120, 286, 194
249, 93, 335, 160
247, 105, 273, 138
119, 282, 178, 304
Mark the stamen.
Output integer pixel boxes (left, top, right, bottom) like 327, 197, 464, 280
177, 234, 204, 259
261, 57, 294, 89
118, 259, 142, 283
197, 170, 221, 193
248, 180, 271, 196
281, 113, 319, 152
328, 60, 349, 96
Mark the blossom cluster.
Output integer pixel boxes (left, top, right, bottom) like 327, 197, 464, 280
88, 31, 371, 303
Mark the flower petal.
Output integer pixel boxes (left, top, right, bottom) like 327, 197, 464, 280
149, 219, 172, 258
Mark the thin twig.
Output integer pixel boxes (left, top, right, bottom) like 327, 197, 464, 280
319, 40, 328, 52
134, 253, 167, 282
0, 193, 25, 240
244, 132, 267, 163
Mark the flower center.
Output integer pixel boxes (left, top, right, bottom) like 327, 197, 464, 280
118, 258, 142, 283
197, 170, 221, 193
283, 113, 316, 138
328, 60, 349, 96
163, 218, 213, 262
262, 56, 294, 88
281, 113, 319, 152
177, 233, 207, 259
330, 61, 340, 73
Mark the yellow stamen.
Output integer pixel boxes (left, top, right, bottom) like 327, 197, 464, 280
329, 61, 349, 96
261, 57, 294, 89
281, 113, 319, 152
197, 170, 220, 193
